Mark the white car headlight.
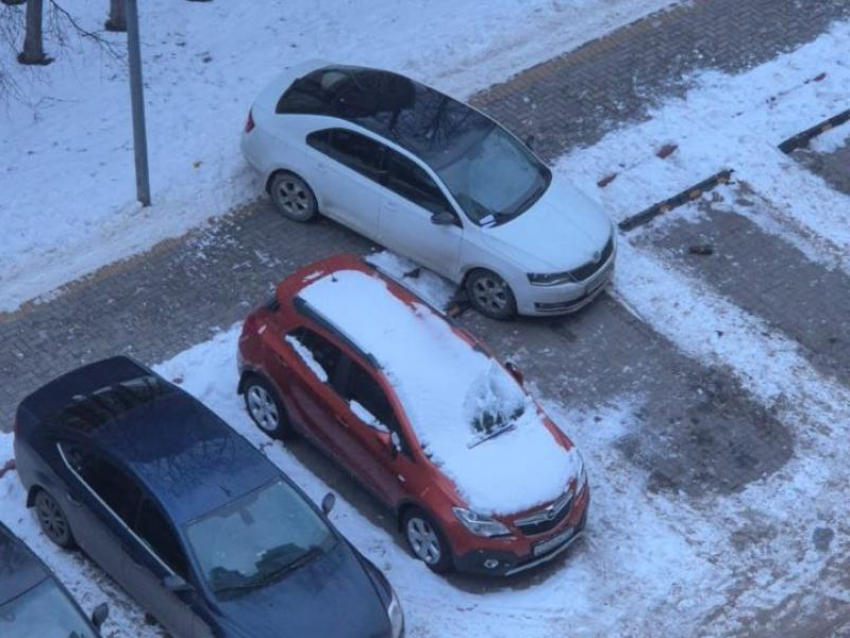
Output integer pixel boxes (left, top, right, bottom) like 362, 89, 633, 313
452, 507, 511, 537
527, 272, 574, 286
387, 587, 404, 638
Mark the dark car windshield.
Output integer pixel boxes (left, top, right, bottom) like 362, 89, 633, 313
0, 579, 97, 638
431, 124, 551, 226
185, 480, 335, 598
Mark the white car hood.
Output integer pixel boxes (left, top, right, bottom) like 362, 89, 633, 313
483, 178, 612, 272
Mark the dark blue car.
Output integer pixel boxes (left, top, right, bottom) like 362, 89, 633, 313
13, 356, 404, 638
0, 520, 109, 637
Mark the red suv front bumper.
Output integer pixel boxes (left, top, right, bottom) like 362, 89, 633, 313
450, 484, 590, 576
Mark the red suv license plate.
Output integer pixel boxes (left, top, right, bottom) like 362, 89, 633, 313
533, 526, 575, 557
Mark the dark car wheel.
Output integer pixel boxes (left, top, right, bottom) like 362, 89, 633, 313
465, 269, 517, 320
269, 171, 318, 222
243, 376, 293, 440
402, 508, 453, 573
34, 490, 76, 549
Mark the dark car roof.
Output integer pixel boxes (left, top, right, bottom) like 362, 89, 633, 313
94, 390, 279, 524
17, 356, 158, 428
0, 522, 47, 604
277, 65, 495, 167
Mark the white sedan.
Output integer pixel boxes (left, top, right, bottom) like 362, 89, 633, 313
241, 60, 615, 319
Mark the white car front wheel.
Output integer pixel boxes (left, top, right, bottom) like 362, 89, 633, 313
465, 269, 517, 320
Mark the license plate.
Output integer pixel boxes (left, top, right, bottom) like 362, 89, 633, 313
533, 527, 575, 557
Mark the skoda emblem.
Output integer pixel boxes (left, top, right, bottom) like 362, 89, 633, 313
592, 250, 602, 263
545, 506, 556, 521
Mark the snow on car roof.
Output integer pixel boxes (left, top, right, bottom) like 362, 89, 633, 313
298, 269, 581, 515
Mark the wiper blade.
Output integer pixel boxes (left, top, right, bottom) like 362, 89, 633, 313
273, 546, 323, 577
213, 547, 324, 596
467, 422, 517, 448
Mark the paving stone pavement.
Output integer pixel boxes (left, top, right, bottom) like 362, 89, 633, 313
640, 185, 850, 388
4, 0, 848, 431
794, 134, 850, 196
473, 0, 850, 161
2, 0, 850, 634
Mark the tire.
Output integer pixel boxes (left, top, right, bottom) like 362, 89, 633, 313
465, 269, 517, 320
402, 507, 453, 573
269, 171, 318, 222
34, 490, 76, 550
243, 375, 293, 440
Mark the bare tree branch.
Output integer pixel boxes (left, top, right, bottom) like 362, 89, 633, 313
46, 0, 121, 59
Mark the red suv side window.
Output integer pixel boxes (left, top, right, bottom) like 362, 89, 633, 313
342, 363, 397, 431
286, 327, 343, 384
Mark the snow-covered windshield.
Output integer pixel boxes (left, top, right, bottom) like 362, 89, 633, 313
464, 363, 529, 447
0, 578, 97, 638
433, 125, 551, 225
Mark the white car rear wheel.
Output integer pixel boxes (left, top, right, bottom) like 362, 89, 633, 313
270, 172, 318, 222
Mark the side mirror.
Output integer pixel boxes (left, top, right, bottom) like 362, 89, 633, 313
430, 211, 456, 226
321, 492, 336, 516
505, 361, 524, 386
162, 574, 193, 593
91, 602, 109, 630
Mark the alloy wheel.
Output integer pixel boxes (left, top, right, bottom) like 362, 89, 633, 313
272, 175, 315, 221
471, 274, 510, 314
247, 385, 279, 432
35, 491, 71, 547
406, 516, 442, 565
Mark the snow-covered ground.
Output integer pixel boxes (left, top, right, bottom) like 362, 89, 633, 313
0, 0, 679, 313
2, 5, 850, 637
0, 325, 720, 638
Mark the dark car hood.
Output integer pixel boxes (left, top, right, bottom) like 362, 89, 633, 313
215, 542, 391, 638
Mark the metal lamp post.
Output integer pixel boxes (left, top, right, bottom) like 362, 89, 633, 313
125, 0, 151, 206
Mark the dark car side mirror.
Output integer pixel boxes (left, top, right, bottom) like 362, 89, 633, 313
162, 574, 193, 593
91, 602, 109, 631
430, 211, 456, 226
321, 492, 336, 516
505, 361, 524, 385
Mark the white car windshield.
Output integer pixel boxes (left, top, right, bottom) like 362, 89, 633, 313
186, 480, 335, 598
433, 125, 551, 225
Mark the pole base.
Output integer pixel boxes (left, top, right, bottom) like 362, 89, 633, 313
17, 52, 53, 66
104, 18, 127, 32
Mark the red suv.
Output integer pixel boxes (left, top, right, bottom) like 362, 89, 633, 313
237, 255, 589, 576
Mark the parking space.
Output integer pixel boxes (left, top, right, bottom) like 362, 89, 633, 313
456, 294, 792, 498
793, 129, 850, 196
637, 182, 850, 387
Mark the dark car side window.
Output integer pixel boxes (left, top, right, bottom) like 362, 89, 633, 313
385, 149, 454, 216
134, 500, 188, 578
63, 446, 141, 526
342, 362, 399, 433
308, 128, 386, 182
287, 327, 343, 384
